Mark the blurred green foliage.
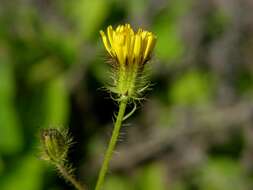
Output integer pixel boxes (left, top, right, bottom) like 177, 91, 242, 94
0, 61, 23, 154
153, 0, 190, 61
104, 163, 166, 190
1, 154, 43, 190
169, 70, 212, 106
197, 158, 251, 190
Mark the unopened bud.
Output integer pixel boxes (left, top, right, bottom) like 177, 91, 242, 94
40, 128, 72, 163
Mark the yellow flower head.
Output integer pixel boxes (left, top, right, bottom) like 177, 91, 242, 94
100, 24, 156, 65
100, 24, 156, 100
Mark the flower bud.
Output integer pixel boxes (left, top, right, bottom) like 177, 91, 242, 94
100, 24, 156, 100
40, 128, 72, 163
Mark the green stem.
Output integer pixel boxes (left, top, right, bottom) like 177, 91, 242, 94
56, 163, 86, 190
95, 98, 128, 190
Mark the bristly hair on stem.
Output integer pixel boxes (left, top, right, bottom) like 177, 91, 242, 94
95, 24, 157, 190
105, 56, 153, 102
39, 128, 86, 190
55, 162, 86, 190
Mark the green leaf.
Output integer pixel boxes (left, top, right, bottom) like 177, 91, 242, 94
152, 0, 192, 62
0, 156, 4, 175
64, 0, 109, 39
169, 70, 212, 106
197, 158, 251, 190
104, 175, 133, 190
153, 19, 184, 61
43, 76, 69, 127
40, 24, 78, 66
0, 154, 44, 190
0, 53, 23, 154
27, 58, 63, 85
135, 163, 166, 190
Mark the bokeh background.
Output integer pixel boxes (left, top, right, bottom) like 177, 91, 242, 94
1, 0, 253, 189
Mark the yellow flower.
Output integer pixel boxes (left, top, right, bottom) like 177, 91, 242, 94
100, 24, 156, 100
100, 24, 156, 65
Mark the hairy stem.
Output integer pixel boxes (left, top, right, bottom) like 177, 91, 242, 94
95, 98, 128, 190
56, 163, 86, 190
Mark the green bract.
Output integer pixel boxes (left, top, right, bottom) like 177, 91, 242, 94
40, 128, 72, 163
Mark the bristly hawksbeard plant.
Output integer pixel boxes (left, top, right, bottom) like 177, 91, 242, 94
39, 23, 156, 190
96, 23, 156, 190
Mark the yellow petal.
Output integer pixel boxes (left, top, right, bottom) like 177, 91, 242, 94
141, 31, 148, 39
116, 25, 123, 32
128, 35, 135, 62
123, 32, 131, 60
100, 30, 112, 56
112, 35, 123, 63
107, 25, 114, 46
144, 35, 156, 60
134, 34, 142, 61
125, 23, 130, 28
115, 44, 124, 64
137, 28, 143, 34
100, 24, 156, 65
